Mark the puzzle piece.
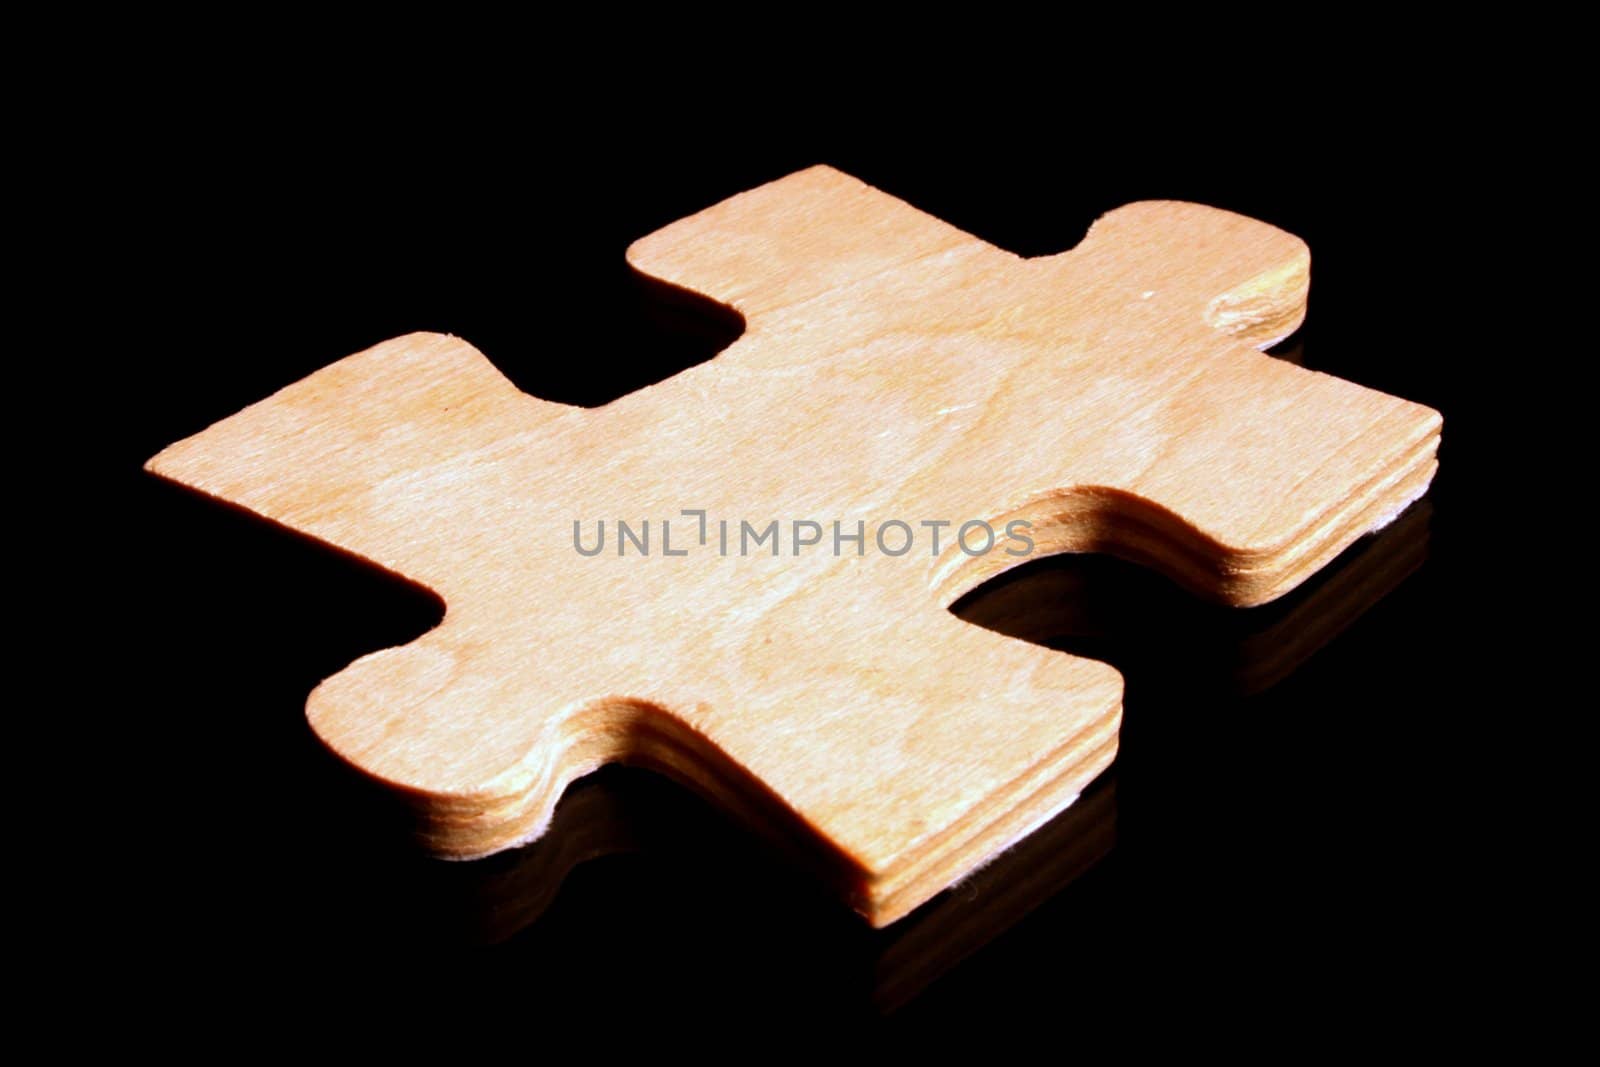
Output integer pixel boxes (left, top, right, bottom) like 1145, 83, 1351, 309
147, 166, 1441, 925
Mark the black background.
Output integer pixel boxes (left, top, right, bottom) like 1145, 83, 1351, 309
94, 103, 1503, 1025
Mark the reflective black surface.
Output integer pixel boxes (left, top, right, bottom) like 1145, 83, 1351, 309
104, 133, 1487, 1023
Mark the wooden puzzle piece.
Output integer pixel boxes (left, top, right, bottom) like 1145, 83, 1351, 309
147, 166, 1440, 925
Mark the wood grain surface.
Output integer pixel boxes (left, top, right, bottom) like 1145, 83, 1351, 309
146, 165, 1441, 925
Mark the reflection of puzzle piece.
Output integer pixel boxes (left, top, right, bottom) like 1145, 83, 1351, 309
445, 766, 1116, 1013
959, 499, 1434, 696
147, 166, 1441, 926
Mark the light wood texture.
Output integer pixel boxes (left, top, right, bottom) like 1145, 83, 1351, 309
146, 166, 1441, 925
